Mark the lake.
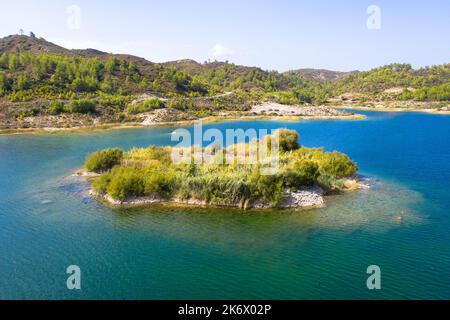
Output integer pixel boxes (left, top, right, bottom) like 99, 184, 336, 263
0, 110, 449, 299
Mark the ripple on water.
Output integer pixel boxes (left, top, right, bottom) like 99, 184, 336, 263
307, 178, 425, 232
50, 176, 424, 254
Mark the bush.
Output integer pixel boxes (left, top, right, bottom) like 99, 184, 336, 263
92, 173, 111, 194
283, 160, 319, 190
168, 98, 194, 111
66, 99, 97, 114
85, 148, 123, 173
269, 129, 301, 152
144, 172, 175, 198
126, 146, 173, 165
143, 164, 176, 197
49, 101, 64, 115
278, 129, 300, 152
106, 167, 145, 200
315, 152, 357, 178
126, 98, 165, 114
248, 168, 284, 205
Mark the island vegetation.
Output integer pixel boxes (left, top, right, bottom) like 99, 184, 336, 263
82, 130, 359, 209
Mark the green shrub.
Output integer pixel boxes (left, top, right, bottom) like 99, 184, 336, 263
267, 129, 301, 152
85, 148, 123, 173
248, 168, 284, 205
168, 98, 194, 111
277, 129, 301, 152
49, 101, 64, 115
92, 173, 112, 194
143, 167, 176, 198
126, 98, 165, 114
66, 99, 97, 114
282, 160, 319, 190
126, 146, 173, 165
106, 167, 145, 200
315, 152, 357, 178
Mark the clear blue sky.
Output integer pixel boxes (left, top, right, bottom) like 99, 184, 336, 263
1, 0, 449, 71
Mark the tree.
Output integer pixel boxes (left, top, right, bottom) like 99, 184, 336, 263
85, 148, 124, 173
105, 57, 118, 73
139, 77, 149, 90
49, 101, 64, 115
67, 99, 97, 114
15, 74, 29, 90
0, 72, 9, 96
8, 54, 19, 71
100, 77, 113, 93
276, 129, 301, 152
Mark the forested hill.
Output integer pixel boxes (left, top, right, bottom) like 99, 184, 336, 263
0, 34, 449, 109
0, 35, 333, 107
285, 69, 357, 83
333, 63, 450, 101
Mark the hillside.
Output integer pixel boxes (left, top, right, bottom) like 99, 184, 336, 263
0, 34, 329, 102
332, 63, 450, 101
0, 34, 449, 130
284, 69, 357, 83
0, 34, 110, 57
0, 35, 70, 56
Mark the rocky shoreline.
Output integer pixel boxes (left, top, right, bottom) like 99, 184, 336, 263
328, 95, 450, 114
0, 102, 366, 134
87, 178, 368, 210
249, 102, 363, 119
89, 186, 327, 210
139, 103, 365, 125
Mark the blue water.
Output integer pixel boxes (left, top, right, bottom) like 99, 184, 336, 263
0, 110, 449, 299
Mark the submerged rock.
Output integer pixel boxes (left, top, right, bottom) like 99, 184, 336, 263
278, 186, 325, 209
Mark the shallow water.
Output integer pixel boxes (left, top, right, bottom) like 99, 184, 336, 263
0, 110, 449, 299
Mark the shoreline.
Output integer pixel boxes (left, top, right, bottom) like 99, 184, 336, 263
0, 112, 365, 136
83, 172, 367, 210
332, 105, 450, 115
10, 99, 450, 136
9, 101, 450, 137
89, 187, 328, 210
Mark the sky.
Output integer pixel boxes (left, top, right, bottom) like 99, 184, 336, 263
1, 0, 449, 72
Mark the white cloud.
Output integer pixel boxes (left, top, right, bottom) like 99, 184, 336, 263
209, 44, 235, 59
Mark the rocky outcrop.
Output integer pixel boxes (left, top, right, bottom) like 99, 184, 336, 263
278, 186, 325, 208
250, 103, 360, 119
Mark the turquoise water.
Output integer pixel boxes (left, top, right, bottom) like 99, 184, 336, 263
0, 110, 449, 299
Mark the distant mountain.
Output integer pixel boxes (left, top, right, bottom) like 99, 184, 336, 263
163, 59, 265, 75
284, 68, 358, 83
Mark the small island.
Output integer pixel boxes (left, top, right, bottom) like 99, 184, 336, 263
81, 130, 361, 209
